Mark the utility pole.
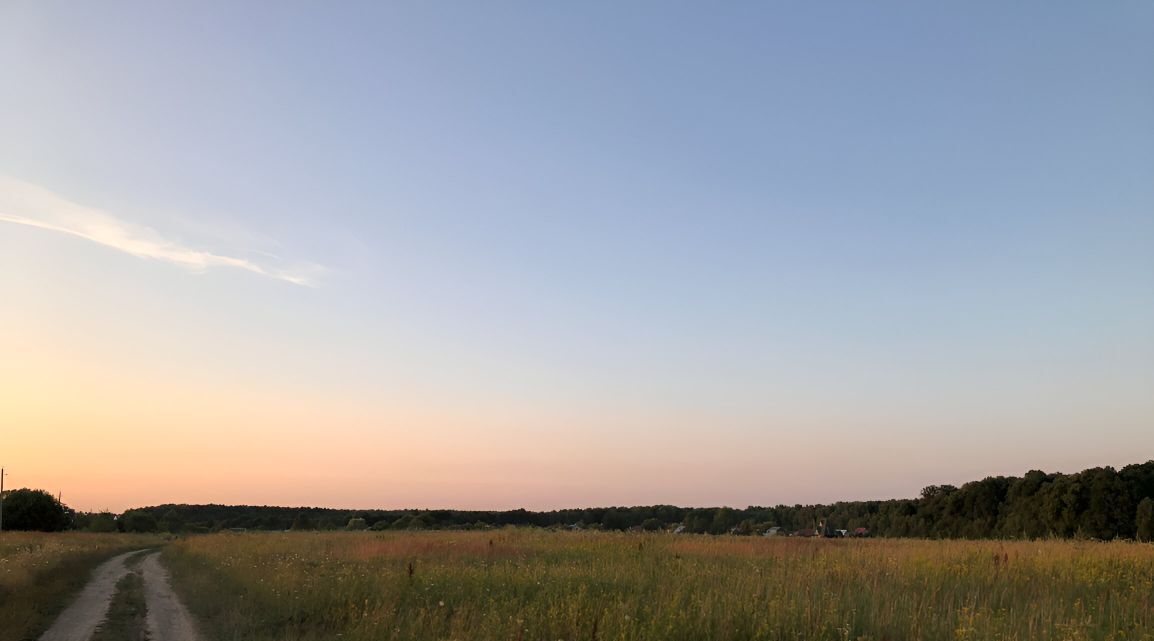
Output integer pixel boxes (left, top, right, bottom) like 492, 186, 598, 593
1, 467, 6, 533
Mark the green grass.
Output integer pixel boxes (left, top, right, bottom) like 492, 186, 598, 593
0, 532, 161, 641
165, 530, 1154, 641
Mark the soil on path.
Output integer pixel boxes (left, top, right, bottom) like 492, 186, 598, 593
38, 549, 203, 641
140, 551, 201, 641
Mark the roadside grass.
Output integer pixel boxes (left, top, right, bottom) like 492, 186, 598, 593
0, 533, 161, 641
165, 530, 1154, 641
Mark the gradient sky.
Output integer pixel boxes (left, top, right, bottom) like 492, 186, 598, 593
2, 2, 1152, 513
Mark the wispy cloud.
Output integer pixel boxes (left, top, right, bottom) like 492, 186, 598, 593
0, 176, 322, 286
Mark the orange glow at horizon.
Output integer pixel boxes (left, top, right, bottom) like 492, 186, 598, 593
5, 307, 1150, 514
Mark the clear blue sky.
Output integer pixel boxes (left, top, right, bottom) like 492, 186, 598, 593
2, 2, 1152, 511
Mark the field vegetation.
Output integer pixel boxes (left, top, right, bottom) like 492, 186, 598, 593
166, 530, 1154, 641
0, 532, 161, 641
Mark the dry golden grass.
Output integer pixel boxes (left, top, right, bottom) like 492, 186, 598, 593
164, 530, 1154, 641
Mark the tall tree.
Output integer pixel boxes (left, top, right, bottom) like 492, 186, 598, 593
3, 489, 69, 531
1080, 467, 1133, 539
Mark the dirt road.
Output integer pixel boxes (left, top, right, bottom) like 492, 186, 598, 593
139, 551, 202, 641
38, 549, 202, 641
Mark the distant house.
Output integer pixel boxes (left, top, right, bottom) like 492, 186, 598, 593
852, 527, 871, 537
673, 525, 687, 534
762, 526, 782, 537
793, 528, 818, 537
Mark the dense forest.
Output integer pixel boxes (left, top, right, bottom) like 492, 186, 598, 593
73, 460, 1154, 540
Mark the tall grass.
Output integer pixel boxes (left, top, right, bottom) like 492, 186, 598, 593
166, 530, 1154, 641
0, 532, 161, 641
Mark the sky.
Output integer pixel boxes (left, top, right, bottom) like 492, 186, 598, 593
1, 2, 1152, 513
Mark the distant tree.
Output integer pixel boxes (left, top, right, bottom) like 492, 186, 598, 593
391, 514, 416, 529
683, 509, 713, 534
1080, 467, 1133, 539
920, 485, 958, 500
88, 511, 119, 532
1121, 462, 1154, 505
346, 517, 368, 531
601, 509, 628, 531
733, 518, 757, 535
76, 459, 1154, 541
69, 511, 93, 530
160, 509, 185, 533
1136, 498, 1154, 542
3, 489, 69, 531
120, 510, 159, 533
1000, 471, 1053, 538
1046, 475, 1084, 537
710, 507, 740, 534
641, 518, 662, 531
290, 512, 316, 531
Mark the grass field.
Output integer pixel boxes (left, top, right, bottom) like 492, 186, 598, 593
0, 532, 161, 641
164, 530, 1154, 641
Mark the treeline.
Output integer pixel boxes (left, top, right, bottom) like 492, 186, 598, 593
103, 461, 1154, 541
